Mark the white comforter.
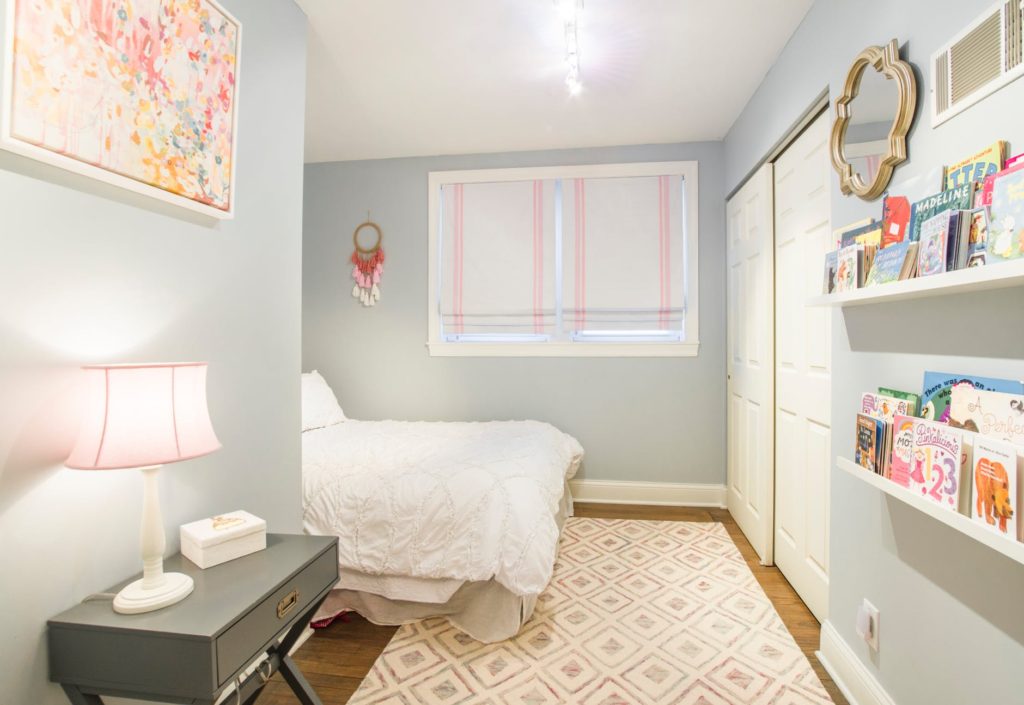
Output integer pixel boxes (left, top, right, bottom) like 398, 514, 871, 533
302, 420, 583, 597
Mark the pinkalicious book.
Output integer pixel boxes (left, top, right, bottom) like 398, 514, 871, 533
908, 420, 964, 511
889, 415, 916, 487
988, 167, 1024, 263
921, 372, 1024, 421
970, 436, 1018, 538
949, 386, 1024, 446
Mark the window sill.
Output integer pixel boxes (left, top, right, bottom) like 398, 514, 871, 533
426, 341, 700, 358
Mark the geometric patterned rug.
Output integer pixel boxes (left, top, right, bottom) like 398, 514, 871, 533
347, 518, 833, 704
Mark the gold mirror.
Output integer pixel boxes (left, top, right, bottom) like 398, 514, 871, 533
831, 39, 916, 201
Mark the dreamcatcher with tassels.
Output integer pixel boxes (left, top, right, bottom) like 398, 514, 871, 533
350, 216, 384, 307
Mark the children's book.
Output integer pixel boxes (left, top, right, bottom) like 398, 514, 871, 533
856, 413, 885, 474
908, 183, 975, 242
889, 415, 916, 487
979, 161, 1024, 208
833, 219, 874, 248
987, 166, 1024, 263
917, 212, 950, 277
839, 221, 883, 249
864, 241, 915, 286
879, 387, 921, 414
943, 141, 1007, 190
921, 372, 1024, 422
971, 436, 1019, 538
834, 244, 861, 292
908, 420, 964, 511
965, 208, 989, 267
1006, 152, 1024, 169
949, 387, 1024, 446
823, 250, 839, 294
882, 195, 911, 247
862, 393, 914, 477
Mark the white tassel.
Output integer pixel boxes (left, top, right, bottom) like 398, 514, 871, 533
371, 283, 380, 300
352, 283, 360, 298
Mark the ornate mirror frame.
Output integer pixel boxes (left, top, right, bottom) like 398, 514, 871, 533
830, 39, 917, 201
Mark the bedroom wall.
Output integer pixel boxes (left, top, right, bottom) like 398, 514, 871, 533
724, 0, 1024, 702
302, 142, 726, 487
0, 2, 307, 704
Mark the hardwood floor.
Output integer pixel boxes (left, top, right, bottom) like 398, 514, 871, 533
259, 504, 847, 704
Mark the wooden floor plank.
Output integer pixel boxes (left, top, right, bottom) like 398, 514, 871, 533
259, 503, 847, 704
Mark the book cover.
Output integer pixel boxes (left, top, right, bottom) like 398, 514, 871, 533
943, 141, 1006, 190
835, 244, 860, 292
864, 241, 913, 286
917, 212, 950, 277
823, 250, 838, 294
839, 221, 883, 249
921, 372, 1024, 422
908, 420, 964, 511
882, 195, 911, 247
879, 387, 921, 414
988, 167, 1024, 263
949, 387, 1024, 446
966, 208, 989, 267
971, 436, 1018, 538
890, 415, 916, 487
908, 184, 974, 242
856, 413, 885, 474
862, 392, 914, 420
980, 161, 1024, 208
1006, 152, 1024, 169
833, 218, 874, 248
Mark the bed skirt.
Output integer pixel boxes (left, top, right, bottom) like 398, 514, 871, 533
312, 480, 574, 643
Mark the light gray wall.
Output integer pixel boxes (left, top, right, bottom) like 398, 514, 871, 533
725, 0, 1024, 702
303, 142, 726, 485
0, 2, 307, 703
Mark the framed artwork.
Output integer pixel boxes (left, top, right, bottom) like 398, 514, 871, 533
2, 0, 241, 219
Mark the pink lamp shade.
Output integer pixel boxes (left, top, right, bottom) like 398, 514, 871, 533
66, 362, 221, 470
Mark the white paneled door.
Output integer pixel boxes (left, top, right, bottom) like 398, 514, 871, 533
726, 164, 775, 565
772, 112, 832, 622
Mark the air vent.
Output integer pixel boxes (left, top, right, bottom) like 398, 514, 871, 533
932, 0, 1024, 126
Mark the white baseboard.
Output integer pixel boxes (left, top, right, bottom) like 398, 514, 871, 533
817, 620, 895, 705
569, 479, 727, 508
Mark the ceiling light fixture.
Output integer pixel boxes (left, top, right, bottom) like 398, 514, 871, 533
556, 0, 583, 95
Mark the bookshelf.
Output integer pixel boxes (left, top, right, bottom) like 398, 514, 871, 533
837, 456, 1024, 565
808, 258, 1024, 308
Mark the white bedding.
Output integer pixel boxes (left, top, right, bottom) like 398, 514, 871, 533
302, 419, 583, 598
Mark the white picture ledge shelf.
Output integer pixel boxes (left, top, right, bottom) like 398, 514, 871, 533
837, 456, 1024, 565
808, 259, 1024, 308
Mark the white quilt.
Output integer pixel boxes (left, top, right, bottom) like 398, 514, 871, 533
302, 420, 583, 598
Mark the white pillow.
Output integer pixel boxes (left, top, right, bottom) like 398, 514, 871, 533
301, 371, 347, 431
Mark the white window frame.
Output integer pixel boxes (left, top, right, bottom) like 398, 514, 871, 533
427, 161, 700, 357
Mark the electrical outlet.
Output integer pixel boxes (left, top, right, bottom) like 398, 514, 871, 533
855, 599, 880, 651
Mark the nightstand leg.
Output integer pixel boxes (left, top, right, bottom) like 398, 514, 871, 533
61, 684, 104, 705
278, 654, 321, 705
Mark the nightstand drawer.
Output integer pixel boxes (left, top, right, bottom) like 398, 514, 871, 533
216, 543, 337, 684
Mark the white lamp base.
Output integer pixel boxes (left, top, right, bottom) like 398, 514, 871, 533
113, 571, 194, 614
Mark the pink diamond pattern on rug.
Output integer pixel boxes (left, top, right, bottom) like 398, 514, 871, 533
346, 518, 832, 704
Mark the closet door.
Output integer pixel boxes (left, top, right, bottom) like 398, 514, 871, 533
726, 164, 775, 565
773, 111, 832, 622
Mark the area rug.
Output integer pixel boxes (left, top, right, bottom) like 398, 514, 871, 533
347, 518, 833, 704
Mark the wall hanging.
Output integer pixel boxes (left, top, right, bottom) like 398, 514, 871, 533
351, 215, 384, 307
1, 0, 241, 219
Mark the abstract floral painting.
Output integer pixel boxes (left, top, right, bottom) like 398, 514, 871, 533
3, 0, 240, 217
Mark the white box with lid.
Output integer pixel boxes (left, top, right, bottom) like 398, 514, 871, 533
180, 510, 267, 569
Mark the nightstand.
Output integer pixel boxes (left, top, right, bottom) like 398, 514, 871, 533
48, 533, 339, 705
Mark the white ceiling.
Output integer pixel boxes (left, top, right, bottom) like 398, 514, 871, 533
297, 0, 814, 163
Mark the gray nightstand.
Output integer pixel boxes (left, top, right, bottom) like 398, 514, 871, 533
48, 533, 339, 705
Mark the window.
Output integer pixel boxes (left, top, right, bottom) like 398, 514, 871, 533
427, 162, 699, 357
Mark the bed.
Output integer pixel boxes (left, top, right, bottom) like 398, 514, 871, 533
300, 372, 583, 642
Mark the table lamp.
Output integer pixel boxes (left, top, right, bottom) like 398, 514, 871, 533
65, 362, 221, 614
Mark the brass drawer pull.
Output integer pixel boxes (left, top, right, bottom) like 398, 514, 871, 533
276, 589, 299, 619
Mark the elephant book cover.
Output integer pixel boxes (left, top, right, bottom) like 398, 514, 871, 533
970, 437, 1019, 540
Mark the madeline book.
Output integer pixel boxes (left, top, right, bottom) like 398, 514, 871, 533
908, 420, 964, 511
856, 413, 885, 474
917, 212, 951, 277
971, 436, 1019, 538
943, 140, 1006, 190
882, 195, 911, 247
988, 166, 1024, 263
908, 183, 974, 242
864, 241, 916, 286
889, 415, 916, 487
921, 371, 1024, 421
949, 386, 1024, 446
